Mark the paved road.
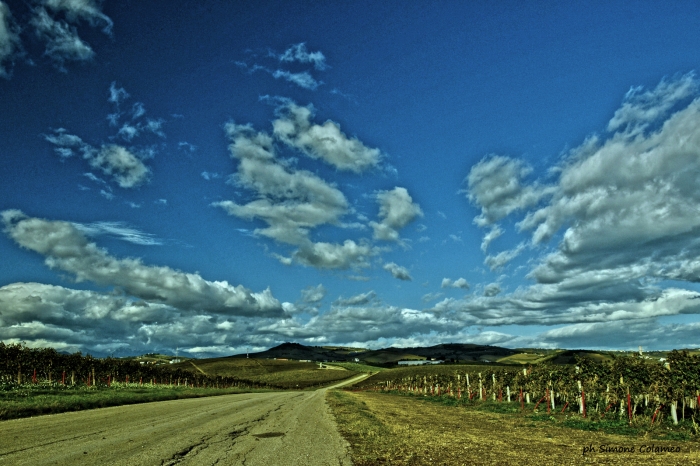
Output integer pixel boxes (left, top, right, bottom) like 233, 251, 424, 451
0, 375, 368, 465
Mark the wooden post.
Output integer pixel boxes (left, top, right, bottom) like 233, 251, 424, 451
578, 381, 583, 414
506, 386, 511, 402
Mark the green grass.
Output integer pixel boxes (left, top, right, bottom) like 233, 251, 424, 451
0, 384, 263, 421
370, 390, 699, 440
326, 362, 387, 373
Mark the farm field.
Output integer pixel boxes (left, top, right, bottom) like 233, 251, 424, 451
327, 390, 699, 465
171, 357, 359, 389
352, 364, 511, 388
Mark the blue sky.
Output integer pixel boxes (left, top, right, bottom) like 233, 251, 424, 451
3, 0, 700, 356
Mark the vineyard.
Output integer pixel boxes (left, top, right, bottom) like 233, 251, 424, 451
353, 351, 700, 426
1, 342, 305, 390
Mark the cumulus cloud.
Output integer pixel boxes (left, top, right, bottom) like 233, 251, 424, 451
466, 155, 552, 228
215, 122, 348, 244
278, 43, 327, 70
608, 73, 697, 134
455, 73, 700, 339
89, 145, 150, 188
483, 283, 501, 297
215, 121, 376, 270
511, 73, 700, 290
273, 103, 382, 173
369, 187, 423, 241
293, 239, 374, 270
383, 262, 412, 281
2, 210, 283, 316
441, 277, 470, 289
0, 282, 291, 357
259, 304, 451, 344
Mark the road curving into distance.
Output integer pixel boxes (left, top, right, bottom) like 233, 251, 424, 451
0, 374, 370, 465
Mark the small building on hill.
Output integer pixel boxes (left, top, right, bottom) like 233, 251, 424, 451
398, 360, 444, 366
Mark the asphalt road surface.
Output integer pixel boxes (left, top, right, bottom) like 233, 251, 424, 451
0, 374, 368, 465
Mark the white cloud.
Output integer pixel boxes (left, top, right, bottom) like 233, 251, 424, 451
293, 239, 374, 270
441, 277, 470, 289
90, 145, 150, 188
608, 72, 697, 134
300, 284, 326, 304
273, 103, 382, 173
369, 187, 423, 241
483, 283, 501, 297
30, 7, 94, 70
44, 128, 89, 158
383, 262, 412, 281
0, 2, 21, 78
200, 171, 221, 181
108, 81, 129, 105
44, 0, 113, 34
272, 70, 321, 90
278, 43, 328, 70
73, 221, 162, 246
421, 292, 444, 302
216, 122, 376, 270
131, 102, 146, 119
45, 84, 161, 188
484, 242, 525, 271
466, 155, 552, 227
480, 225, 503, 252
456, 74, 700, 337
333, 290, 376, 306
2, 210, 283, 316
0, 282, 293, 356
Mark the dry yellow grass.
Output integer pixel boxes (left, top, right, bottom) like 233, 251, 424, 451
327, 390, 700, 465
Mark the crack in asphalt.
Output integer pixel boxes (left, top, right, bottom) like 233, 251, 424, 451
161, 396, 290, 466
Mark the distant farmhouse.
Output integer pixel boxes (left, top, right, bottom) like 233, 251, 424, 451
398, 360, 444, 366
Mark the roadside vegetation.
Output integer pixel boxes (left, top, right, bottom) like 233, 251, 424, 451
0, 382, 260, 421
327, 390, 698, 465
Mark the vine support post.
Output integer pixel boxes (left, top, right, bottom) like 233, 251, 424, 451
492, 374, 496, 401
506, 386, 511, 403
670, 401, 679, 425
